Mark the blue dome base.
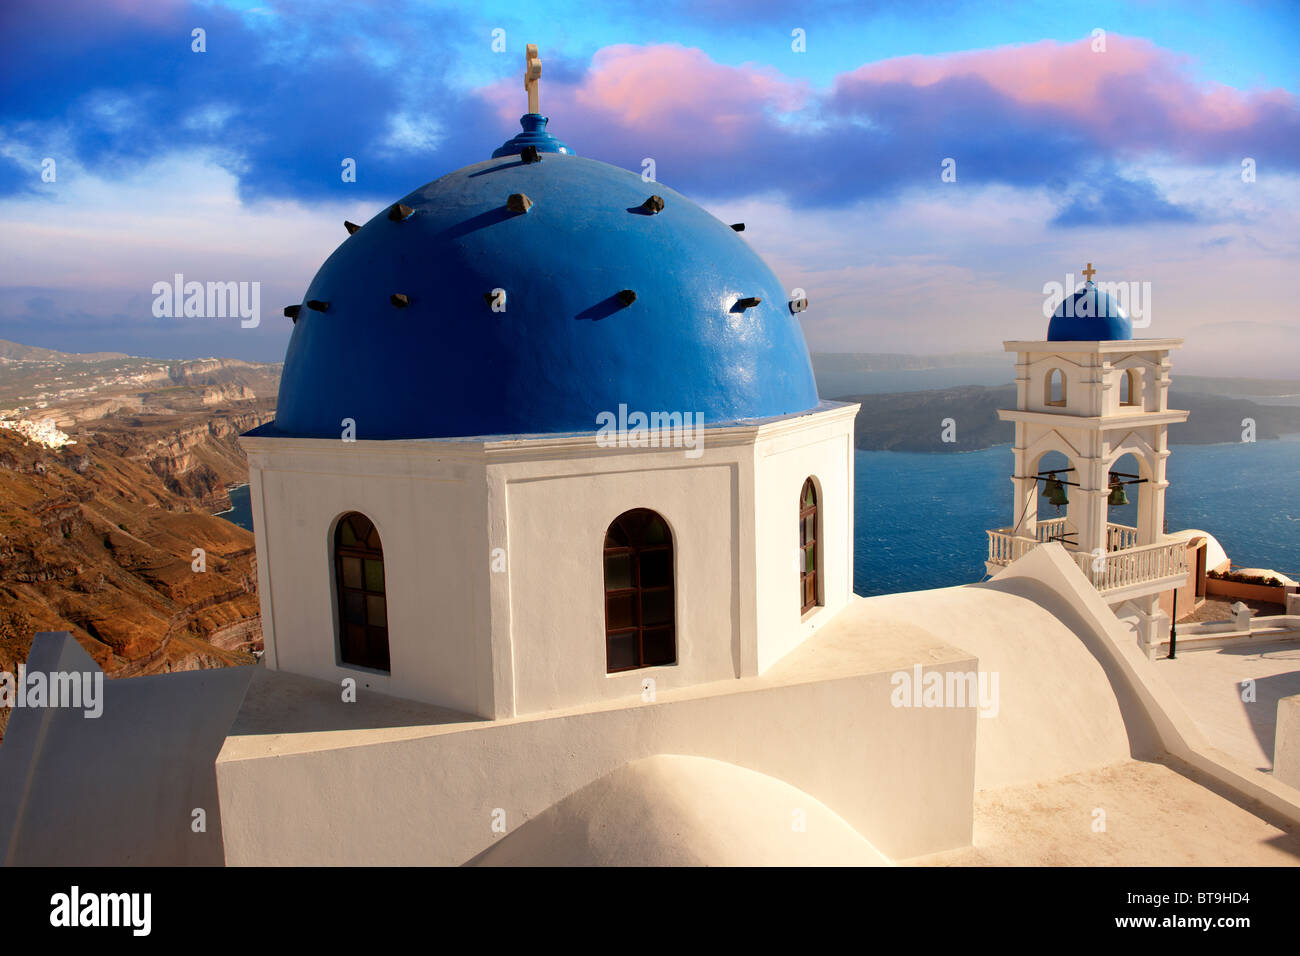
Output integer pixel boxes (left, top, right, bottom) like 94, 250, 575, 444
491, 114, 573, 158
246, 400, 850, 443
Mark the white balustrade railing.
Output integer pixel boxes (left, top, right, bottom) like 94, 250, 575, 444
987, 529, 1038, 566
1106, 522, 1140, 551
1073, 539, 1189, 593
1035, 517, 1071, 543
988, 519, 1072, 565
989, 523, 1189, 595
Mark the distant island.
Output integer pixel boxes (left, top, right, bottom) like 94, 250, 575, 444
838, 383, 1300, 452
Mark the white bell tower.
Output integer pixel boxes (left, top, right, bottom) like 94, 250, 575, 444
985, 266, 1191, 656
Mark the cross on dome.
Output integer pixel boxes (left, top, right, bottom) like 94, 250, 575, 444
1082, 262, 1097, 283
525, 43, 541, 114
492, 43, 572, 157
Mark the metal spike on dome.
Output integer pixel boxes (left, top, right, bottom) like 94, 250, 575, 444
618, 289, 637, 306
730, 223, 745, 231
789, 297, 808, 314
390, 293, 410, 309
284, 305, 301, 321
640, 195, 665, 214
736, 296, 761, 311
507, 193, 533, 214
387, 203, 414, 222
344, 221, 361, 235
520, 145, 541, 164
307, 299, 329, 312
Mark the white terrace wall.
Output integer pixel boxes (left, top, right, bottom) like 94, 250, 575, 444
0, 632, 254, 866
216, 641, 977, 866
1274, 695, 1300, 792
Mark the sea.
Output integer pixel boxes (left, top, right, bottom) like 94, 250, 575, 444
856, 437, 1300, 597
215, 483, 253, 532
214, 438, 1299, 600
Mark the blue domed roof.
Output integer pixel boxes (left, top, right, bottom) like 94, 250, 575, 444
1047, 282, 1133, 341
272, 117, 820, 440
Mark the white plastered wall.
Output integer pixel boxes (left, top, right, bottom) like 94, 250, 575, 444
752, 407, 856, 672
487, 403, 858, 715
241, 402, 859, 721
495, 449, 742, 714
243, 438, 493, 717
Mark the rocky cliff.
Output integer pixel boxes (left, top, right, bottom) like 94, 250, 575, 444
0, 401, 275, 739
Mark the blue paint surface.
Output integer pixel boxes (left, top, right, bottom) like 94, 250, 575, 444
273, 124, 820, 440
1047, 282, 1133, 341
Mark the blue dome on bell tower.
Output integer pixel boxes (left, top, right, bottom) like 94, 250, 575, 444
269, 102, 821, 441
1047, 279, 1133, 342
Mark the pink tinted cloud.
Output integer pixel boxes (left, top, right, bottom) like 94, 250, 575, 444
834, 35, 1296, 149
574, 44, 807, 125
474, 36, 1297, 205
844, 36, 1165, 107
483, 43, 809, 155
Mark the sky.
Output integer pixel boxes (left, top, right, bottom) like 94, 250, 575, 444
1, 0, 1297, 375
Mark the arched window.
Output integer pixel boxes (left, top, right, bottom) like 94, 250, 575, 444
1045, 368, 1066, 407
1120, 368, 1140, 406
334, 512, 390, 672
799, 478, 821, 613
603, 509, 675, 673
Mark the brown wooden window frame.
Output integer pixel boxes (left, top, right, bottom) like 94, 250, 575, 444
800, 478, 821, 615
333, 511, 391, 673
603, 509, 676, 674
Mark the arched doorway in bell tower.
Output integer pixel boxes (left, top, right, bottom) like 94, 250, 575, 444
1105, 452, 1142, 536
1034, 449, 1076, 545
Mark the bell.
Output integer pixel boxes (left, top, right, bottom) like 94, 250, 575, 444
1043, 474, 1069, 510
1108, 482, 1129, 507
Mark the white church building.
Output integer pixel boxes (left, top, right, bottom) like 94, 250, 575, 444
240, 70, 859, 717
3, 54, 1299, 867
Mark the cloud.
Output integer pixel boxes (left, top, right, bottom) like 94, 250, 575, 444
0, 0, 499, 203
0, 148, 379, 360
833, 36, 1300, 160
1050, 172, 1197, 227
2, 10, 1296, 363
5, 5, 1295, 214
696, 169, 1300, 369
471, 36, 1300, 211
